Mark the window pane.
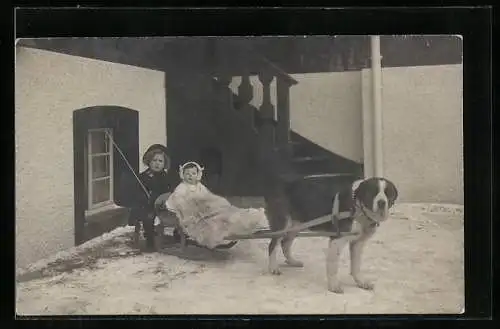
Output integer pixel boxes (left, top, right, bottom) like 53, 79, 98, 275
92, 155, 110, 179
92, 178, 111, 204
89, 130, 109, 154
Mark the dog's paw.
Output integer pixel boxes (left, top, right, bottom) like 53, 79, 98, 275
328, 284, 344, 294
356, 280, 375, 291
285, 259, 304, 267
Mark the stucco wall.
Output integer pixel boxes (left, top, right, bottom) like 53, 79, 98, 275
289, 72, 363, 163
229, 72, 363, 163
15, 47, 166, 269
379, 64, 463, 204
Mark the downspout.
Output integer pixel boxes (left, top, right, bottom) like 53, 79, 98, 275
371, 36, 384, 177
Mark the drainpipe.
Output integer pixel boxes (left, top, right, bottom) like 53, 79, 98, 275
371, 36, 384, 178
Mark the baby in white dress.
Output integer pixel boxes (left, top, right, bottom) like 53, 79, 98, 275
165, 162, 265, 249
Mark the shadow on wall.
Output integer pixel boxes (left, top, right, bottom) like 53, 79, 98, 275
200, 146, 223, 194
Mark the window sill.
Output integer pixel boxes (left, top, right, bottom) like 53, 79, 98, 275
83, 205, 130, 242
85, 204, 129, 225
85, 203, 124, 217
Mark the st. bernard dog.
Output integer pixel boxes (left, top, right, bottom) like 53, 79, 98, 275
264, 175, 398, 293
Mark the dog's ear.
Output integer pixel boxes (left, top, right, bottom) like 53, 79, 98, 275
353, 179, 375, 207
384, 179, 398, 208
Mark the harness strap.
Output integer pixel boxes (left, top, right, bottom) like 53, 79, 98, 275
332, 192, 342, 236
357, 202, 381, 227
350, 178, 379, 227
271, 179, 383, 237
270, 210, 352, 237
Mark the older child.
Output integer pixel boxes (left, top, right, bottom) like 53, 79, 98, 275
127, 144, 173, 252
165, 161, 265, 249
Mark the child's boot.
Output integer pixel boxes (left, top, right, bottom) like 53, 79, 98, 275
133, 222, 141, 249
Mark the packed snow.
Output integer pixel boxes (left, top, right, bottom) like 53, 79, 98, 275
16, 203, 464, 315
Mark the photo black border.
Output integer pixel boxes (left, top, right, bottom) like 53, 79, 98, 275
3, 4, 493, 326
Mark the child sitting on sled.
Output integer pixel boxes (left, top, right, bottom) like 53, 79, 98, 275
165, 161, 265, 249
126, 144, 173, 252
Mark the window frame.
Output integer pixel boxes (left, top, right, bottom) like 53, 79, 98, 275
86, 128, 114, 212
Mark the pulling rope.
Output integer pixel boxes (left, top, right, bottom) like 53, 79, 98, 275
259, 189, 353, 239
104, 130, 151, 199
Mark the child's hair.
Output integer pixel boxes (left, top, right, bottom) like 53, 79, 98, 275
142, 149, 170, 170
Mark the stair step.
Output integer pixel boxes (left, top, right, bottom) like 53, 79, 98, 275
292, 157, 337, 175
292, 157, 364, 177
292, 155, 331, 163
303, 173, 357, 179
289, 140, 303, 146
291, 143, 327, 158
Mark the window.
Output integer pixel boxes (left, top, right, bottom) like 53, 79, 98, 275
86, 128, 114, 211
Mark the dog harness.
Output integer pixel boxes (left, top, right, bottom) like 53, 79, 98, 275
351, 179, 381, 228
357, 202, 381, 228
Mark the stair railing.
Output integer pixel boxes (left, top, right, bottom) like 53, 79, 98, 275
211, 39, 299, 161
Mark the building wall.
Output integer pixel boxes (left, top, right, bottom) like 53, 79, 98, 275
378, 64, 463, 204
289, 71, 363, 163
15, 47, 166, 269
283, 65, 463, 204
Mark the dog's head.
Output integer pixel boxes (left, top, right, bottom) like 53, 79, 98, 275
353, 177, 398, 221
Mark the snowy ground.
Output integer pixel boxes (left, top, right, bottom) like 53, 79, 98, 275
16, 203, 464, 315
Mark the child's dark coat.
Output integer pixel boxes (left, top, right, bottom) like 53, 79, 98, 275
120, 168, 175, 248
129, 169, 172, 223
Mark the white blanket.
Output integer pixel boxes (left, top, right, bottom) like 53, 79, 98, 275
166, 182, 265, 249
